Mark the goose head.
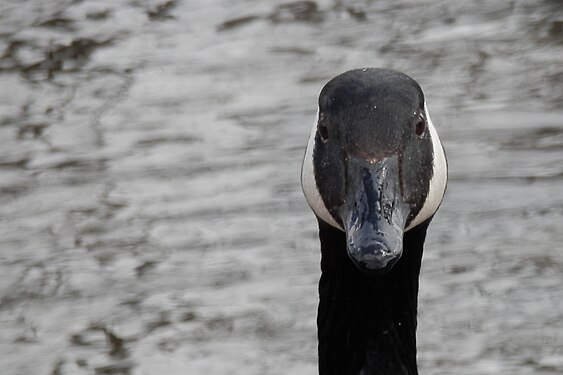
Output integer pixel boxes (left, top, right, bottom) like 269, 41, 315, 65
302, 68, 447, 274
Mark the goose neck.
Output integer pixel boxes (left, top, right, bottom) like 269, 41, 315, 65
317, 219, 429, 375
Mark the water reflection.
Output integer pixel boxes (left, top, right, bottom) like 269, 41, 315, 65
0, 1, 562, 374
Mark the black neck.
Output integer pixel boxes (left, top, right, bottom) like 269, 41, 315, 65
316, 219, 430, 375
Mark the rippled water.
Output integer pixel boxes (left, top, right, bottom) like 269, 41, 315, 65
1, 1, 562, 374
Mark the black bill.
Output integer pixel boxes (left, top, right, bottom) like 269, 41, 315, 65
339, 156, 410, 274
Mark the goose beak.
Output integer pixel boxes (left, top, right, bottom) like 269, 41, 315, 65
339, 156, 409, 274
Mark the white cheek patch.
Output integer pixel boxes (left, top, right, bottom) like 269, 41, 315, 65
302, 103, 447, 233
406, 102, 448, 231
301, 109, 344, 230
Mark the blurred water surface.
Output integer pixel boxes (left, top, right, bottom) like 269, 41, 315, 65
1, 0, 562, 374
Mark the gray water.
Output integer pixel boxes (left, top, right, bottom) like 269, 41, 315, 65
1, 1, 562, 374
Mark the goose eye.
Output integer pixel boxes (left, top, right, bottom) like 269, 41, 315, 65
414, 116, 426, 137
318, 120, 329, 143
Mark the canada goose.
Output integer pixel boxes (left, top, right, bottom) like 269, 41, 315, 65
301, 68, 447, 374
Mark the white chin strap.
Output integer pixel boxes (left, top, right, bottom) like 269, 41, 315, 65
406, 102, 448, 231
301, 109, 343, 230
302, 103, 447, 232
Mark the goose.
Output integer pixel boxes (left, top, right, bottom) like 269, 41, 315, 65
301, 68, 448, 375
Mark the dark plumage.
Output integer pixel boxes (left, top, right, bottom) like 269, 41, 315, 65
302, 68, 447, 374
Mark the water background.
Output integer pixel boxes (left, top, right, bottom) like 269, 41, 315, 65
1, 1, 562, 374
